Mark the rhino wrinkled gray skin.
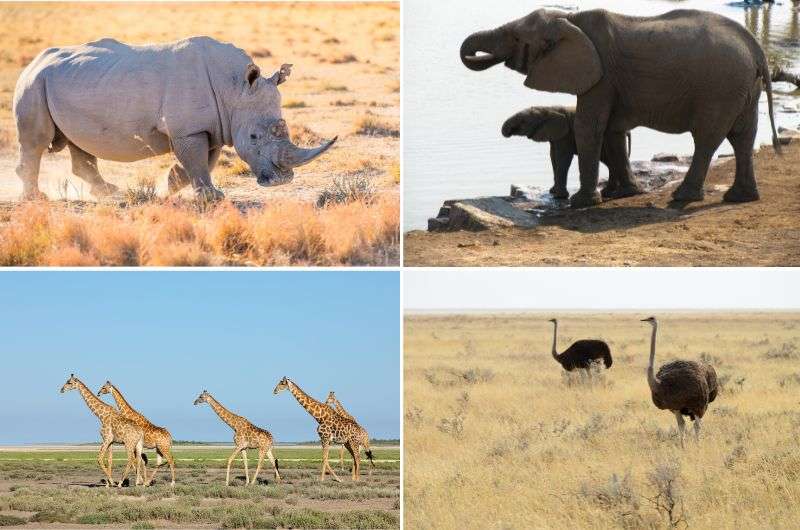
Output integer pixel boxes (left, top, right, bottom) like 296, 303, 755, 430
13, 36, 336, 201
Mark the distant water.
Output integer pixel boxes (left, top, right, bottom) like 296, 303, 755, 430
403, 0, 800, 230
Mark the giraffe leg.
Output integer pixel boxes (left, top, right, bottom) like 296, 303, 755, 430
267, 448, 281, 481
135, 439, 145, 487
163, 448, 176, 487
106, 445, 114, 485
241, 449, 250, 485
97, 438, 114, 487
118, 445, 136, 488
345, 443, 358, 481
324, 443, 342, 483
251, 448, 265, 485
226, 447, 243, 486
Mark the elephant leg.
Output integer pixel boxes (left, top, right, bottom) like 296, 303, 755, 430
549, 140, 573, 199
67, 142, 119, 197
171, 134, 224, 201
570, 101, 607, 208
601, 131, 641, 199
724, 102, 760, 203
672, 133, 724, 203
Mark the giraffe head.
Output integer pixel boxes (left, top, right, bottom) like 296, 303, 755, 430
194, 390, 211, 406
60, 374, 79, 393
325, 391, 336, 407
273, 377, 290, 395
97, 381, 113, 397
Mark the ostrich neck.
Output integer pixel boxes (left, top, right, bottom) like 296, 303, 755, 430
551, 322, 559, 359
647, 324, 660, 391
75, 380, 115, 419
205, 395, 238, 429
288, 380, 331, 423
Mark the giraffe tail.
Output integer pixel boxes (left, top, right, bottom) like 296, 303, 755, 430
140, 453, 149, 465
275, 458, 280, 472
365, 449, 375, 468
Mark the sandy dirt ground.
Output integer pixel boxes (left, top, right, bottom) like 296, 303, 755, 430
404, 142, 800, 266
0, 2, 398, 207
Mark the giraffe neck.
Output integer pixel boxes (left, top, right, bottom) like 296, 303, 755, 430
332, 398, 354, 419
109, 384, 139, 417
205, 395, 239, 430
75, 379, 115, 420
288, 380, 332, 423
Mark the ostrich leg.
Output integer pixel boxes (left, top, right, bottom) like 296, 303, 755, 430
693, 418, 702, 442
673, 412, 686, 449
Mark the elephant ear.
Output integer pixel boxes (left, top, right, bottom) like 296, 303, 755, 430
531, 112, 570, 142
524, 18, 602, 95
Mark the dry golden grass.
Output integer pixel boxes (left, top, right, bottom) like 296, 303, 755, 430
0, 195, 399, 266
405, 312, 800, 528
0, 2, 399, 265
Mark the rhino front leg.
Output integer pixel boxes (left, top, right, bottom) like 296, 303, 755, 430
68, 143, 119, 198
167, 148, 221, 195
171, 134, 224, 201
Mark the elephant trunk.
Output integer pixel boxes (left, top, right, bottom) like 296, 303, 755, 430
460, 30, 506, 71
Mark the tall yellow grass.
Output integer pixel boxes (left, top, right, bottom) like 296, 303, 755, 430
405, 313, 800, 528
0, 196, 399, 266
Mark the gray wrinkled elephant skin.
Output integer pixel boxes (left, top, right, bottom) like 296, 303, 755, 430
462, 9, 781, 208
13, 36, 336, 200
502, 106, 637, 200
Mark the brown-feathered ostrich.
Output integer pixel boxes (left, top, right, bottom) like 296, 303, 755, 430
549, 318, 612, 372
642, 316, 718, 448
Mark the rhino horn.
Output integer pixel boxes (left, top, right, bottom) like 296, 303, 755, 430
275, 136, 337, 169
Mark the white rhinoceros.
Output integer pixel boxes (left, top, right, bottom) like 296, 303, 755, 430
12, 36, 336, 200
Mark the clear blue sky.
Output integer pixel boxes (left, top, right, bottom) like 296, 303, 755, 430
0, 271, 399, 444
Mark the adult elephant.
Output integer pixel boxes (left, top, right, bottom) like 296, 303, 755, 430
460, 9, 781, 208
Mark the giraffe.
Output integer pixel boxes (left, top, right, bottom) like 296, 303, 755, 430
98, 381, 176, 486
273, 377, 374, 482
325, 391, 374, 475
59, 374, 146, 488
193, 390, 281, 485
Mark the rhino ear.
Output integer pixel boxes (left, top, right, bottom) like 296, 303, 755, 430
245, 64, 261, 87
268, 64, 292, 86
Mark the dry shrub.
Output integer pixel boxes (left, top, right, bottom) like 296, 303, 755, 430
206, 203, 253, 257
316, 174, 376, 207
0, 194, 398, 266
248, 200, 324, 263
354, 115, 399, 138
125, 176, 157, 205
289, 125, 324, 146
331, 53, 357, 64
0, 202, 52, 265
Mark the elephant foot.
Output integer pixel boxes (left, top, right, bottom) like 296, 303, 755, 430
602, 182, 642, 199
91, 181, 119, 198
569, 189, 602, 209
20, 188, 48, 201
549, 186, 569, 200
671, 183, 704, 203
195, 186, 224, 202
723, 184, 759, 203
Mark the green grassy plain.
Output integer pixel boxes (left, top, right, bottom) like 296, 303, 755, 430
0, 446, 400, 528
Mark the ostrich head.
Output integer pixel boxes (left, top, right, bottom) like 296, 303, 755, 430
641, 316, 657, 326
548, 318, 557, 324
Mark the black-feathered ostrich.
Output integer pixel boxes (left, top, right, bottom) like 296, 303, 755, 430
548, 318, 612, 372
642, 316, 718, 448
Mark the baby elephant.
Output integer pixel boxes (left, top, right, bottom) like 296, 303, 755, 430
502, 106, 640, 200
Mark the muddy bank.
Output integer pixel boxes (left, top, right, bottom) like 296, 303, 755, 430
404, 140, 800, 266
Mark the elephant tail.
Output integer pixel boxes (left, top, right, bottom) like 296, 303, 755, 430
762, 63, 782, 155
